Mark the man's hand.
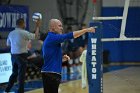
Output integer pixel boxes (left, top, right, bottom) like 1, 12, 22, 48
35, 19, 41, 27
73, 27, 95, 38
84, 27, 95, 33
62, 55, 70, 62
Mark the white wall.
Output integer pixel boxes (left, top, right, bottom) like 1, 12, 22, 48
10, 0, 97, 31
11, 0, 61, 32
2, 0, 140, 32
84, 0, 102, 25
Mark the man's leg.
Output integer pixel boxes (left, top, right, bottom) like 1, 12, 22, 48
42, 73, 49, 93
17, 56, 27, 93
5, 56, 18, 92
42, 73, 61, 93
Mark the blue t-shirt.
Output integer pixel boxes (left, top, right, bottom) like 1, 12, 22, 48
42, 32, 74, 74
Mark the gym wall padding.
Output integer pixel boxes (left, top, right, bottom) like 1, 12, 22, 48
102, 7, 140, 62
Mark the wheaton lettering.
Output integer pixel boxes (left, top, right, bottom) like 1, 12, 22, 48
91, 38, 97, 79
0, 12, 27, 28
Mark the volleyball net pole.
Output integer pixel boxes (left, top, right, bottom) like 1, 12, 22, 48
87, 0, 137, 93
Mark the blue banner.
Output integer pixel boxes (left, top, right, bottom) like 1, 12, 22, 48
86, 22, 103, 93
0, 5, 29, 31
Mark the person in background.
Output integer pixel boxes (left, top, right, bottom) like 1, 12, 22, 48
41, 19, 95, 93
80, 44, 87, 89
5, 18, 41, 93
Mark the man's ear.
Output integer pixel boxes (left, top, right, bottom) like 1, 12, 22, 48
53, 25, 57, 31
51, 26, 55, 31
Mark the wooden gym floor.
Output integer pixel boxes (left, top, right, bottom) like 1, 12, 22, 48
26, 67, 140, 93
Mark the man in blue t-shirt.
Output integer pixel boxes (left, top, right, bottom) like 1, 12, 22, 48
42, 19, 95, 93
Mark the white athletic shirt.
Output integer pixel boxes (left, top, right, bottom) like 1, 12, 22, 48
7, 28, 35, 54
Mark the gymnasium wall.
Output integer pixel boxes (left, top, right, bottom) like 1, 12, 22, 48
102, 0, 140, 63
10, 0, 61, 31
9, 0, 95, 32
